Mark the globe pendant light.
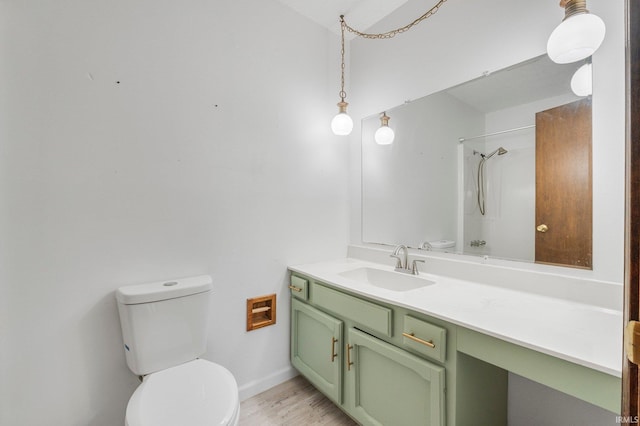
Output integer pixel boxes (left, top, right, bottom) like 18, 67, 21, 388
374, 112, 395, 145
570, 62, 592, 96
331, 101, 353, 136
547, 0, 605, 64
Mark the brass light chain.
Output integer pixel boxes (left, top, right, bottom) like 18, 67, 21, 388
334, 0, 448, 117
339, 17, 347, 102
340, 0, 448, 40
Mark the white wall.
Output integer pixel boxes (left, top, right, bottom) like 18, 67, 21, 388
348, 0, 624, 423
0, 0, 348, 424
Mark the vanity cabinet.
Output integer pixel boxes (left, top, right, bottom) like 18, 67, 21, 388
290, 275, 453, 426
289, 267, 621, 425
291, 297, 446, 425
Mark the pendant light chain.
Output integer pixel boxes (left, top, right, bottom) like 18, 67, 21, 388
339, 17, 347, 102
332, 0, 448, 136
341, 0, 448, 40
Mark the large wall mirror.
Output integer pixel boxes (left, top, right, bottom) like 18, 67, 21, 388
362, 54, 593, 269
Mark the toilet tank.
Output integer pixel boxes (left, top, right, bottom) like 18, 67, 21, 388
116, 275, 212, 376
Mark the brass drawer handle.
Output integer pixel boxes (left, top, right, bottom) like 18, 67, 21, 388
402, 332, 436, 348
536, 224, 549, 233
346, 344, 354, 370
288, 285, 302, 292
331, 337, 338, 362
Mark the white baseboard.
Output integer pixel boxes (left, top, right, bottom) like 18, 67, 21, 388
238, 366, 299, 401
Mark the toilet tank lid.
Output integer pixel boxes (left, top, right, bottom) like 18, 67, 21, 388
116, 275, 212, 305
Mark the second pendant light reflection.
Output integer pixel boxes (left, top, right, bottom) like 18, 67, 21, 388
374, 112, 395, 145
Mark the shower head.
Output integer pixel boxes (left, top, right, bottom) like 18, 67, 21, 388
486, 147, 508, 159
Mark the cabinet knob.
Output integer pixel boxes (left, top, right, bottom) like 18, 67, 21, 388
536, 224, 549, 233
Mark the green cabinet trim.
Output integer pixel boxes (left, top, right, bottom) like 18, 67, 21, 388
291, 298, 343, 404
456, 327, 621, 413
313, 283, 393, 338
347, 328, 446, 426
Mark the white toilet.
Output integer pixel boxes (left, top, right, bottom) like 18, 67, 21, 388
116, 275, 239, 426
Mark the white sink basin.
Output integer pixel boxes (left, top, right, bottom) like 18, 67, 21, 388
339, 267, 435, 292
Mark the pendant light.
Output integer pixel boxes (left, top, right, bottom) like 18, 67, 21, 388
374, 112, 395, 145
571, 62, 593, 96
547, 0, 605, 64
331, 16, 353, 136
331, 1, 447, 136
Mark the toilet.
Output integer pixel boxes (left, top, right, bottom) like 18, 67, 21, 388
116, 275, 239, 426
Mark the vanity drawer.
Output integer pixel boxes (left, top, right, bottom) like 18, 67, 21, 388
402, 315, 447, 362
289, 275, 309, 300
313, 283, 392, 337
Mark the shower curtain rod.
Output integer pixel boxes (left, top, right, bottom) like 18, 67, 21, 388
458, 124, 535, 143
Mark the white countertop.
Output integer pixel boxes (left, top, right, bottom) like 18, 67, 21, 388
289, 257, 623, 377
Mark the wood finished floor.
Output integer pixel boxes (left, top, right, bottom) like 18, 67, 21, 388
239, 375, 358, 426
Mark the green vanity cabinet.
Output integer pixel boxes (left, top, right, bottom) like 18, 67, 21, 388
289, 274, 457, 425
290, 297, 343, 404
289, 274, 509, 425
345, 327, 446, 426
289, 271, 619, 424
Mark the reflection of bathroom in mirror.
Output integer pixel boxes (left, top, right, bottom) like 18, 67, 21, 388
362, 54, 592, 268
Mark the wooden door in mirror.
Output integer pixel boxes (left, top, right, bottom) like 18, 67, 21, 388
535, 98, 592, 269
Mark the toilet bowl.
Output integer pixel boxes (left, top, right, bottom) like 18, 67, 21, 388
125, 359, 240, 426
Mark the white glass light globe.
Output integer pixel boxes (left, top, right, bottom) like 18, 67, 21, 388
547, 13, 606, 64
331, 112, 353, 136
374, 126, 395, 145
571, 63, 593, 96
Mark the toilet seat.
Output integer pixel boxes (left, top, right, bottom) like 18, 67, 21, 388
125, 359, 239, 426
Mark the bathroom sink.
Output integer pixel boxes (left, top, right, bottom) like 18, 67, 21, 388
339, 267, 435, 291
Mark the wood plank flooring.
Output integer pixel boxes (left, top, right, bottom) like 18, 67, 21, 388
239, 375, 358, 425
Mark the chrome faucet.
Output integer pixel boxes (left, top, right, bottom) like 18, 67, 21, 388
390, 245, 409, 271
390, 245, 425, 275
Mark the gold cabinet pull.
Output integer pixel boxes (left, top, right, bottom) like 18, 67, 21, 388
536, 224, 549, 233
346, 344, 354, 371
288, 285, 302, 292
402, 332, 436, 348
331, 337, 338, 362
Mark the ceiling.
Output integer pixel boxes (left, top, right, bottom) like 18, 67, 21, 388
275, 0, 411, 36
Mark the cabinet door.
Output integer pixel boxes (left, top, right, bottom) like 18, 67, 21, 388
346, 328, 445, 426
291, 298, 343, 404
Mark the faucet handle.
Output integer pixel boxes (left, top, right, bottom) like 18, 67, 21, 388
411, 259, 425, 275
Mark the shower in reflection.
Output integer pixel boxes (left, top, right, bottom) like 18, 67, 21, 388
474, 147, 508, 215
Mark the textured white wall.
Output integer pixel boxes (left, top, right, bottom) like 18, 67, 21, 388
0, 0, 348, 424
348, 0, 624, 423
